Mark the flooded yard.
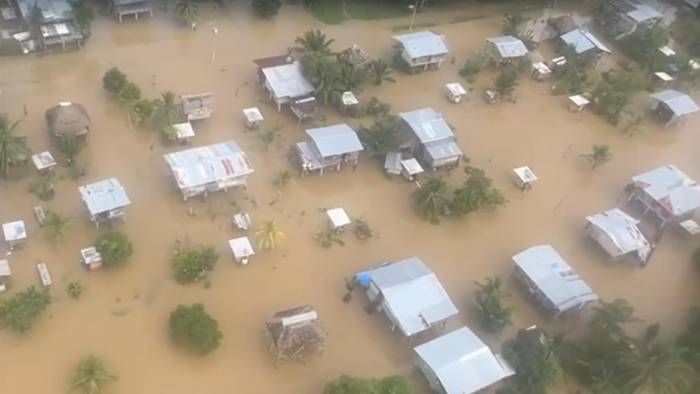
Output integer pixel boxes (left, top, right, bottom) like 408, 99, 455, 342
1, 3, 699, 393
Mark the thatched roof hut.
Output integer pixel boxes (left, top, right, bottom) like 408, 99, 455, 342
45, 102, 90, 138
265, 305, 325, 365
337, 44, 370, 66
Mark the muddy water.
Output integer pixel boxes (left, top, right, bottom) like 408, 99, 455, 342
1, 3, 699, 394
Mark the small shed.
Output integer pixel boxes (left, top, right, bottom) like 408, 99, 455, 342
45, 102, 90, 139
339, 91, 360, 116
384, 152, 402, 176
173, 122, 195, 144
111, 0, 154, 23
290, 97, 318, 123
326, 208, 351, 230
164, 140, 254, 201
37, 262, 52, 287
568, 94, 590, 112
2, 220, 27, 248
31, 151, 57, 172
242, 107, 264, 129
337, 44, 369, 66
365, 257, 458, 337
560, 29, 611, 60
513, 245, 598, 316
585, 208, 651, 265
627, 165, 700, 225
179, 93, 215, 121
445, 83, 466, 103
649, 90, 700, 127
599, 0, 663, 39
79, 178, 130, 228
0, 260, 11, 292
265, 305, 326, 365
80, 246, 103, 270
258, 61, 315, 111
393, 31, 449, 72
513, 166, 538, 191
414, 326, 514, 394
399, 108, 463, 170
229, 236, 255, 265
401, 158, 424, 181
486, 36, 529, 62
295, 124, 363, 176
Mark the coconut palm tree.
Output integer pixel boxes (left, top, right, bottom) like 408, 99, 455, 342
581, 144, 613, 170
152, 91, 180, 134
70, 355, 117, 394
365, 59, 396, 86
337, 64, 366, 94
412, 176, 451, 224
256, 220, 286, 251
175, 0, 198, 26
56, 136, 83, 166
44, 211, 69, 243
358, 116, 401, 157
474, 276, 513, 333
0, 116, 30, 178
294, 29, 335, 55
494, 66, 519, 99
301, 54, 340, 104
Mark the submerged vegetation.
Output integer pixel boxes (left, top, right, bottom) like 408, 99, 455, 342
0, 286, 51, 333
172, 245, 219, 284
474, 276, 512, 334
95, 232, 133, 269
169, 303, 222, 354
324, 375, 415, 394
70, 355, 117, 394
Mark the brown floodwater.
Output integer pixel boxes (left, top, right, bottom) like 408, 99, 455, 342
1, 3, 699, 393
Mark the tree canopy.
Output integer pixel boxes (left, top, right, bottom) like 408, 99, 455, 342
503, 327, 561, 394
0, 286, 51, 333
324, 375, 415, 394
70, 355, 117, 394
0, 115, 30, 178
95, 232, 133, 268
172, 245, 219, 284
169, 303, 222, 354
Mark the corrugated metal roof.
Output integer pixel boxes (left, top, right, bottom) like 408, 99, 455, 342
414, 327, 513, 394
79, 178, 130, 216
651, 90, 700, 116
626, 4, 662, 22
261, 61, 314, 100
425, 140, 463, 161
164, 141, 254, 190
586, 209, 650, 257
0, 260, 11, 277
370, 257, 458, 337
513, 245, 597, 314
399, 108, 455, 144
486, 36, 528, 58
633, 165, 700, 216
306, 124, 363, 157
561, 29, 611, 54
393, 31, 449, 59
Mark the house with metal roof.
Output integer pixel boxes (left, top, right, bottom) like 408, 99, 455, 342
627, 165, 700, 225
111, 0, 154, 23
585, 208, 652, 266
486, 36, 528, 62
0, 259, 11, 292
79, 178, 130, 228
365, 257, 458, 337
513, 245, 598, 316
295, 123, 363, 176
399, 108, 463, 170
256, 60, 315, 111
393, 31, 449, 72
414, 326, 514, 394
560, 29, 611, 60
598, 0, 663, 38
16, 0, 83, 52
649, 90, 699, 127
164, 140, 254, 201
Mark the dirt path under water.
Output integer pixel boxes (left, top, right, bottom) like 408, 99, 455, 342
1, 3, 699, 394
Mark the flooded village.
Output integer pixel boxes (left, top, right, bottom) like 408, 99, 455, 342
2, 0, 700, 393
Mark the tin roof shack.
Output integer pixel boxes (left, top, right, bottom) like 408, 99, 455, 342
111, 0, 154, 23
627, 165, 700, 226
486, 36, 529, 64
265, 305, 326, 365
79, 178, 130, 228
597, 0, 663, 39
365, 257, 458, 337
45, 102, 90, 140
0, 259, 10, 292
255, 59, 315, 111
649, 90, 700, 127
17, 0, 82, 52
179, 93, 214, 121
559, 29, 611, 63
164, 141, 254, 201
393, 31, 449, 73
414, 326, 514, 394
585, 209, 652, 266
399, 108, 463, 170
295, 123, 363, 176
513, 245, 598, 316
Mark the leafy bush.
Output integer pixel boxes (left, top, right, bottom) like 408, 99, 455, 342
169, 303, 222, 354
102, 68, 128, 94
67, 281, 83, 299
504, 327, 561, 394
28, 173, 55, 201
620, 25, 668, 70
459, 56, 484, 82
592, 71, 645, 125
117, 81, 141, 104
451, 166, 507, 216
252, 0, 282, 18
494, 66, 519, 98
95, 232, 133, 268
324, 375, 415, 394
364, 97, 391, 117
171, 246, 219, 284
474, 276, 512, 333
0, 286, 51, 333
129, 99, 154, 126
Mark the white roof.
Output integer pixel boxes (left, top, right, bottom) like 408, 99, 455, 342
31, 151, 57, 171
626, 4, 662, 22
486, 36, 528, 58
568, 94, 590, 106
586, 209, 650, 257
513, 166, 538, 183
658, 46, 676, 57
445, 83, 466, 96
306, 124, 363, 157
632, 165, 700, 217
0, 260, 11, 277
393, 31, 449, 59
79, 178, 130, 216
415, 327, 514, 394
401, 158, 424, 176
513, 245, 597, 314
654, 72, 674, 82
261, 61, 314, 100
229, 237, 255, 258
242, 107, 263, 122
399, 108, 455, 144
164, 141, 254, 190
2, 221, 27, 242
173, 122, 195, 140
560, 29, 611, 55
341, 91, 359, 106
326, 208, 351, 228
650, 90, 700, 116
370, 257, 458, 336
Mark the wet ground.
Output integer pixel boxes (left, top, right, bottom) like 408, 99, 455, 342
1, 2, 699, 393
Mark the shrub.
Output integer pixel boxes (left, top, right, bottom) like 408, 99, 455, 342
459, 56, 484, 82
102, 68, 127, 94
324, 375, 415, 394
95, 232, 133, 268
28, 173, 55, 201
117, 81, 141, 104
169, 303, 222, 354
504, 327, 561, 394
67, 281, 83, 299
171, 246, 219, 284
0, 286, 51, 333
129, 99, 154, 126
251, 0, 281, 18
365, 97, 391, 117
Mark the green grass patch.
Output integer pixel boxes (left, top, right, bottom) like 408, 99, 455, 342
310, 0, 408, 25
310, 0, 345, 24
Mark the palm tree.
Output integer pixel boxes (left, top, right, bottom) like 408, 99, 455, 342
474, 276, 513, 333
494, 67, 519, 99
337, 64, 366, 93
581, 144, 613, 170
365, 59, 396, 86
152, 91, 180, 133
502, 10, 526, 36
295, 29, 335, 55
70, 355, 117, 394
256, 220, 286, 251
412, 176, 451, 224
358, 116, 401, 157
56, 136, 83, 166
302, 54, 340, 104
175, 0, 198, 26
0, 116, 30, 178
44, 211, 69, 243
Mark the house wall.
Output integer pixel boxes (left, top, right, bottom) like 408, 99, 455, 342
402, 50, 446, 68
585, 224, 622, 258
416, 357, 443, 393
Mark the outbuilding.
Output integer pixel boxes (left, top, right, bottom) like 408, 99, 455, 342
486, 35, 528, 63
649, 90, 699, 128
45, 102, 90, 140
79, 178, 130, 228
585, 208, 651, 266
626, 165, 700, 226
295, 123, 363, 176
265, 305, 326, 365
393, 31, 449, 72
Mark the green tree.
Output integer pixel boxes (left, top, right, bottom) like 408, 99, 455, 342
251, 0, 281, 18
412, 176, 451, 224
257, 127, 277, 151
70, 355, 117, 394
324, 375, 415, 394
502, 10, 526, 36
337, 63, 366, 93
117, 81, 141, 104
67, 281, 83, 299
29, 172, 55, 201
301, 53, 340, 104
494, 66, 519, 99
552, 45, 591, 95
152, 91, 180, 135
581, 144, 612, 170
172, 245, 219, 284
169, 303, 222, 354
102, 68, 128, 95
70, 0, 95, 38
44, 211, 70, 243
365, 59, 396, 86
460, 56, 485, 82
678, 307, 700, 370
95, 232, 133, 268
358, 115, 401, 157
127, 99, 154, 126
256, 220, 286, 251
56, 135, 83, 166
504, 327, 562, 394
0, 286, 51, 333
620, 25, 668, 70
175, 0, 198, 25
474, 276, 512, 334
0, 116, 30, 178
295, 29, 335, 55
592, 70, 644, 125
451, 166, 507, 216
